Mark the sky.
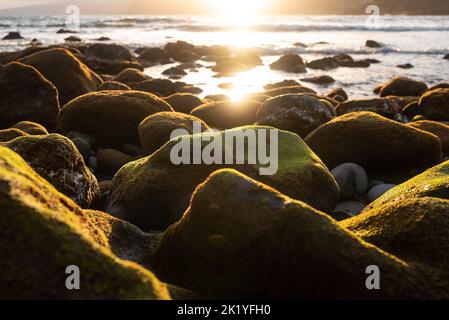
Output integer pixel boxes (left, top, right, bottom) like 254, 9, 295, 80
0, 0, 447, 15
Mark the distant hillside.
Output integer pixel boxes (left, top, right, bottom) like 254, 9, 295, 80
272, 0, 449, 15
1, 0, 449, 15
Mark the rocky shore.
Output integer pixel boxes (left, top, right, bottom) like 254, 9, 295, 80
1, 36, 449, 299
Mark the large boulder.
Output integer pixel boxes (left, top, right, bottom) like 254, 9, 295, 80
408, 120, 449, 157
138, 112, 211, 156
58, 90, 173, 147
19, 48, 103, 105
342, 197, 449, 285
336, 98, 401, 118
364, 160, 449, 211
304, 112, 442, 177
417, 88, 449, 121
151, 169, 440, 299
190, 100, 261, 129
379, 77, 428, 97
106, 126, 339, 231
2, 134, 100, 208
0, 146, 169, 299
256, 94, 335, 137
0, 62, 59, 129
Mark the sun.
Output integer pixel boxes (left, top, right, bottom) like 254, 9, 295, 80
205, 0, 270, 18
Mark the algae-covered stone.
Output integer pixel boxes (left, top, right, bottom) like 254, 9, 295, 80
107, 126, 339, 231
164, 93, 204, 114
256, 94, 335, 137
408, 120, 449, 157
19, 48, 102, 105
364, 160, 449, 211
342, 197, 449, 285
336, 98, 400, 118
0, 128, 29, 142
418, 88, 449, 121
3, 134, 100, 208
151, 169, 439, 299
11, 121, 48, 135
190, 100, 261, 129
112, 67, 150, 85
97, 80, 131, 91
58, 90, 173, 147
138, 112, 211, 156
304, 112, 442, 175
379, 77, 428, 97
0, 62, 59, 129
0, 146, 169, 299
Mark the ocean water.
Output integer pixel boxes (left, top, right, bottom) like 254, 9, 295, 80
1, 15, 449, 99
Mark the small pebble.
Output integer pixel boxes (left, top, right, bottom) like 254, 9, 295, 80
367, 184, 397, 203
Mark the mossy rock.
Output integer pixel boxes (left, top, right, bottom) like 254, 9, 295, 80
0, 128, 29, 142
2, 134, 99, 208
418, 88, 449, 121
97, 81, 131, 91
97, 148, 134, 175
151, 169, 442, 299
408, 120, 449, 157
138, 111, 211, 156
19, 48, 103, 105
164, 93, 204, 114
11, 121, 49, 135
107, 126, 339, 231
336, 98, 401, 119
85, 43, 133, 61
0, 62, 59, 129
58, 90, 173, 147
379, 77, 428, 97
0, 146, 169, 299
364, 160, 449, 211
112, 68, 150, 85
85, 210, 160, 266
190, 100, 261, 129
264, 85, 316, 97
342, 197, 449, 288
305, 112, 442, 177
256, 94, 335, 137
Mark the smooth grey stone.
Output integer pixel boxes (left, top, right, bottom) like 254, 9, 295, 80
333, 201, 366, 217
331, 163, 369, 200
367, 184, 397, 203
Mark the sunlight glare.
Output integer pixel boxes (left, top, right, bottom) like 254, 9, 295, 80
205, 0, 270, 26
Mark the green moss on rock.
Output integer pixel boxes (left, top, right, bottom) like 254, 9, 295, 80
11, 121, 49, 135
365, 160, 449, 211
2, 133, 99, 208
342, 197, 449, 280
0, 146, 169, 299
151, 169, 443, 299
138, 111, 211, 156
107, 126, 339, 231
0, 128, 29, 142
0, 62, 59, 129
58, 90, 173, 147
19, 48, 103, 105
305, 112, 442, 178
408, 120, 449, 157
